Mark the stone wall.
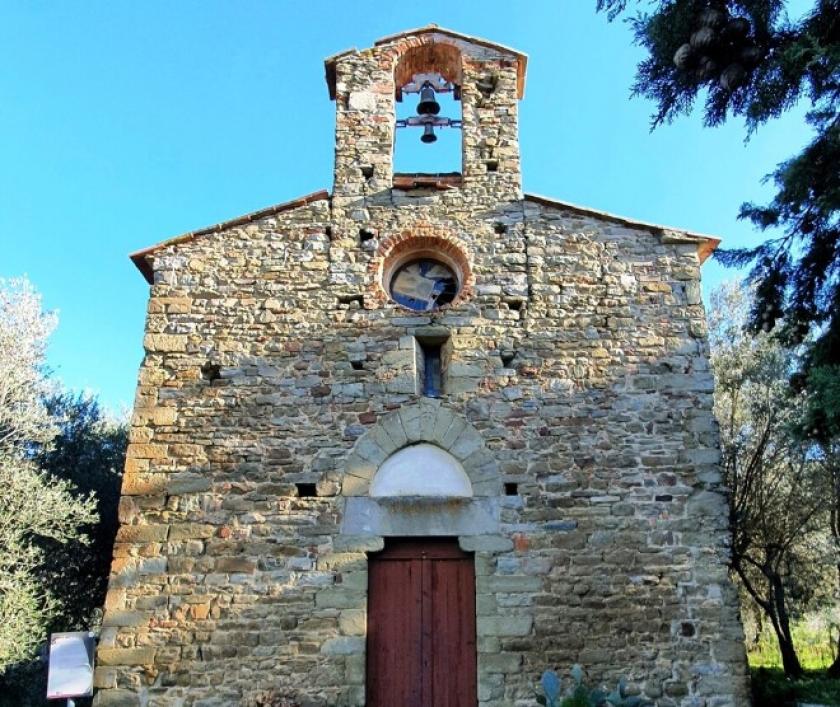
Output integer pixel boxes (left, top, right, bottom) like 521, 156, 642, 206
96, 27, 749, 707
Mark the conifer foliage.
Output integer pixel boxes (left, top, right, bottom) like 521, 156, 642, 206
597, 0, 839, 435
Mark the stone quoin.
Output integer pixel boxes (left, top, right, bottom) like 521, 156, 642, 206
95, 25, 750, 707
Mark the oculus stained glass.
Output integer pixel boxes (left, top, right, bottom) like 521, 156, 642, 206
389, 259, 459, 311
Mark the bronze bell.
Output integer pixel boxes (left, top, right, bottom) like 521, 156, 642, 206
421, 124, 437, 143
416, 82, 441, 116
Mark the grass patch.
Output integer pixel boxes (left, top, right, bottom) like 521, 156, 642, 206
749, 620, 838, 671
745, 614, 840, 704
751, 667, 840, 706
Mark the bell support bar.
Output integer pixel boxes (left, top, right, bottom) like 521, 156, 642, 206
398, 72, 458, 95
395, 116, 462, 129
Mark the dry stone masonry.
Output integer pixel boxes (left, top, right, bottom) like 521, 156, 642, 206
96, 25, 750, 707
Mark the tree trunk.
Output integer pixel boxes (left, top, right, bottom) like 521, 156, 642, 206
748, 601, 764, 651
827, 635, 840, 677
768, 573, 803, 678
777, 630, 804, 678
828, 460, 840, 677
826, 561, 840, 677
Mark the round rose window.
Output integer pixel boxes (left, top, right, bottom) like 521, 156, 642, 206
389, 258, 459, 311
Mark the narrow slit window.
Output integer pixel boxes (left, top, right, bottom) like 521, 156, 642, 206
421, 342, 443, 398
414, 332, 451, 398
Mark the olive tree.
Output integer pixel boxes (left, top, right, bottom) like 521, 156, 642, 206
709, 281, 832, 677
0, 278, 96, 672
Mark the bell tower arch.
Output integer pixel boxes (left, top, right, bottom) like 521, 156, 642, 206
324, 25, 527, 200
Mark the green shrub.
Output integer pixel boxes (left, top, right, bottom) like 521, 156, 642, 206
751, 667, 840, 706
536, 666, 650, 707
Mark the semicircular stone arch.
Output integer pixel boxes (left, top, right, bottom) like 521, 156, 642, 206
341, 400, 500, 498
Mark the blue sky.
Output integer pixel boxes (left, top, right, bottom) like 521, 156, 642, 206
1, 1, 812, 412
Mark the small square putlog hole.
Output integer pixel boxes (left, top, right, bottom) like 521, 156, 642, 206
337, 294, 365, 308
504, 482, 519, 496
201, 362, 221, 381
680, 622, 696, 637
296, 483, 318, 498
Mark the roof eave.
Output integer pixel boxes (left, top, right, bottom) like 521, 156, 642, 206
129, 189, 330, 284
525, 193, 721, 265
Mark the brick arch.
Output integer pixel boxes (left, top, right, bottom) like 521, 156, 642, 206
341, 400, 500, 497
393, 40, 464, 92
367, 222, 475, 310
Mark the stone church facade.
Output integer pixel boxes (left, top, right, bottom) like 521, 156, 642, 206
94, 26, 750, 707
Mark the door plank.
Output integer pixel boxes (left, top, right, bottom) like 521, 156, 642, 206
421, 554, 433, 706
367, 554, 423, 706
430, 556, 477, 707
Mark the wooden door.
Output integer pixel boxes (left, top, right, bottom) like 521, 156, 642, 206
366, 538, 477, 707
